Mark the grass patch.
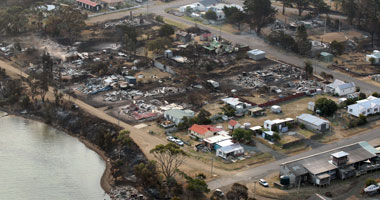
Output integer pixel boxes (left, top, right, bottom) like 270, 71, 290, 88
297, 128, 315, 139
163, 18, 190, 29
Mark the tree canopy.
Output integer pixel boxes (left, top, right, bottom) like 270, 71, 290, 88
315, 98, 338, 116
159, 24, 175, 37
244, 0, 277, 35
223, 6, 246, 30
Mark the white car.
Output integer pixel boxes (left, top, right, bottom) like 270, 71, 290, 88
259, 179, 269, 187
175, 139, 184, 146
166, 136, 175, 142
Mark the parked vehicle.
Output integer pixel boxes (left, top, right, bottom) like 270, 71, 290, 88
166, 136, 175, 142
259, 179, 269, 187
214, 189, 224, 197
175, 139, 184, 146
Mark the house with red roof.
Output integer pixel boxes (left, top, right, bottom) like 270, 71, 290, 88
228, 120, 240, 130
76, 0, 102, 11
188, 124, 223, 139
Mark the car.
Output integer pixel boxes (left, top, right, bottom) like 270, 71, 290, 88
214, 189, 224, 197
259, 179, 269, 187
174, 139, 184, 146
166, 136, 175, 142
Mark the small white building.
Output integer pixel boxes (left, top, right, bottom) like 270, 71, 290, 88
271, 105, 282, 113
216, 143, 244, 159
308, 102, 315, 112
366, 50, 380, 64
347, 96, 380, 117
325, 79, 356, 96
264, 118, 294, 133
247, 49, 266, 60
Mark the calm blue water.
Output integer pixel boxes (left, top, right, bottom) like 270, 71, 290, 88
0, 112, 110, 200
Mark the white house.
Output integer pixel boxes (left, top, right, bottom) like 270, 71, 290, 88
325, 79, 356, 96
205, 3, 243, 20
164, 109, 195, 125
366, 50, 380, 64
264, 118, 294, 133
347, 96, 380, 117
216, 143, 244, 159
271, 105, 282, 113
179, 3, 206, 12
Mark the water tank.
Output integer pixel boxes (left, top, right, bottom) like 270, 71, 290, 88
280, 176, 290, 185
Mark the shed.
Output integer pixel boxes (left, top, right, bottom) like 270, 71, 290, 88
125, 76, 137, 84
308, 102, 315, 112
247, 49, 266, 60
216, 143, 245, 159
248, 107, 265, 117
296, 114, 330, 132
320, 52, 333, 62
262, 130, 275, 141
271, 105, 282, 113
164, 50, 173, 58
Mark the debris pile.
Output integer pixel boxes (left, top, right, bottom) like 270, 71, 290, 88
110, 186, 146, 200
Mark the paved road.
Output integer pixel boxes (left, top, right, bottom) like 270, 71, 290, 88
208, 128, 380, 190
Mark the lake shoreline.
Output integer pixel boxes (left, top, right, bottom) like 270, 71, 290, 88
0, 108, 113, 194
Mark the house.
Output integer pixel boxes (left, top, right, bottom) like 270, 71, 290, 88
228, 120, 240, 130
248, 107, 265, 117
247, 49, 266, 60
263, 118, 294, 133
279, 141, 380, 187
76, 0, 102, 11
164, 109, 195, 125
203, 134, 232, 150
325, 79, 356, 96
296, 114, 330, 132
347, 96, 380, 117
308, 102, 315, 112
271, 105, 282, 113
221, 97, 252, 110
205, 3, 243, 20
366, 50, 380, 64
214, 139, 234, 150
188, 124, 223, 139
216, 143, 245, 159
179, 3, 206, 12
176, 31, 192, 43
262, 130, 275, 141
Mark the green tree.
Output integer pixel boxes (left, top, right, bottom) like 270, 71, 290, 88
185, 175, 210, 198
315, 98, 338, 116
341, 0, 357, 24
150, 143, 187, 180
244, 0, 277, 35
372, 92, 380, 97
159, 24, 175, 37
147, 37, 172, 53
305, 61, 313, 79
226, 183, 248, 200
0, 6, 28, 35
204, 9, 218, 21
293, 0, 310, 16
134, 160, 159, 187
359, 92, 366, 100
273, 133, 281, 142
296, 25, 311, 55
221, 104, 236, 117
365, 178, 377, 187
117, 130, 132, 146
122, 25, 138, 55
311, 0, 329, 15
357, 114, 367, 126
223, 6, 246, 30
330, 40, 345, 55
197, 109, 212, 124
232, 128, 253, 143
267, 30, 298, 52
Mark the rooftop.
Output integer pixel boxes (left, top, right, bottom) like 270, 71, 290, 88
281, 141, 380, 175
204, 134, 232, 144
218, 143, 244, 153
76, 0, 99, 7
297, 114, 329, 126
165, 109, 194, 120
331, 151, 349, 158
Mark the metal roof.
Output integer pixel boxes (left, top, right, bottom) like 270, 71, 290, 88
331, 151, 349, 158
297, 114, 329, 126
218, 143, 244, 154
281, 142, 378, 175
164, 109, 194, 120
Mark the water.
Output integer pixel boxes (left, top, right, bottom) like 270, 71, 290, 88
0, 111, 110, 200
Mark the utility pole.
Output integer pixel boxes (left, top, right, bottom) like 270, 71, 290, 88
118, 110, 121, 127
254, 181, 257, 199
210, 157, 214, 177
